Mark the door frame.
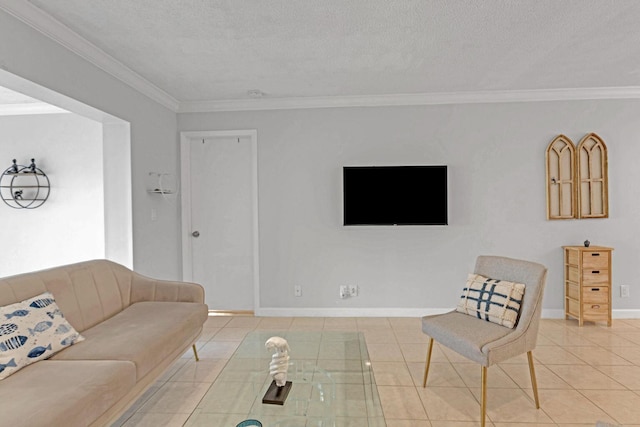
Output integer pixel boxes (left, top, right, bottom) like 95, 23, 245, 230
180, 130, 259, 311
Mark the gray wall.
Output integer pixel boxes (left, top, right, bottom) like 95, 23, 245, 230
179, 100, 640, 315
0, 113, 103, 276
2, 7, 639, 316
0, 9, 179, 279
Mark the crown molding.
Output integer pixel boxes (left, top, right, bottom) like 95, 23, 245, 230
0, 0, 179, 112
0, 102, 69, 116
178, 86, 640, 113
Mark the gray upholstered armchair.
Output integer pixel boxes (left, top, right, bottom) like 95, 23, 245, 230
422, 255, 547, 427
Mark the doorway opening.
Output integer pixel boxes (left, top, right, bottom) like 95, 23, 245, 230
0, 69, 133, 272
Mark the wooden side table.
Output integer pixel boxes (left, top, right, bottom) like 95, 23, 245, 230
563, 245, 613, 326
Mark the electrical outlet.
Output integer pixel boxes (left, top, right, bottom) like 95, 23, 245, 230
339, 285, 358, 298
294, 285, 302, 297
151, 208, 157, 221
339, 285, 349, 299
348, 285, 358, 297
621, 285, 630, 298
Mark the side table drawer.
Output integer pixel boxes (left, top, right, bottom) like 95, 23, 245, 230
583, 303, 609, 321
583, 287, 609, 304
582, 252, 608, 269
582, 269, 609, 286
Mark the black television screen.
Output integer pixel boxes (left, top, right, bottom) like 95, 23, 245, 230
343, 165, 448, 226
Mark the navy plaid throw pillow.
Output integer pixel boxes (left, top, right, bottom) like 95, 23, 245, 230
456, 274, 525, 328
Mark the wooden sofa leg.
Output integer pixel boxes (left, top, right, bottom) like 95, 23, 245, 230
481, 365, 487, 427
527, 351, 540, 408
192, 344, 200, 362
422, 338, 434, 387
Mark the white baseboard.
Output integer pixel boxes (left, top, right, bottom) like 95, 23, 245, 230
255, 307, 452, 317
613, 309, 640, 319
541, 309, 565, 319
255, 307, 640, 319
541, 309, 640, 319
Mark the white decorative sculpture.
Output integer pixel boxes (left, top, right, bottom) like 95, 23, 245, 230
265, 336, 290, 387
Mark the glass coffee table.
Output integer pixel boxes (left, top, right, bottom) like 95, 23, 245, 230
192, 331, 386, 426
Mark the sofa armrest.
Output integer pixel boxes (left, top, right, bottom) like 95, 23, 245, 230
130, 274, 205, 304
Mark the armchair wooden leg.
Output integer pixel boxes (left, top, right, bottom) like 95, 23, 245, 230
527, 351, 540, 409
192, 344, 200, 362
422, 338, 434, 387
481, 365, 487, 427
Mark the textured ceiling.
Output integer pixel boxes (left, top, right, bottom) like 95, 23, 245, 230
24, 0, 640, 103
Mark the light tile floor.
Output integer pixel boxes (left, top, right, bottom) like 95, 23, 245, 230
113, 317, 640, 426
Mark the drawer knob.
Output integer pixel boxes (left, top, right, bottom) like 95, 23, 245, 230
591, 305, 600, 309
592, 270, 600, 274
591, 288, 600, 291
591, 253, 600, 256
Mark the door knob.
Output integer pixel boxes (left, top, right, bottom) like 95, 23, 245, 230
192, 231, 200, 238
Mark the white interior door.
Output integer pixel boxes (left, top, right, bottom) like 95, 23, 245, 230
181, 131, 258, 311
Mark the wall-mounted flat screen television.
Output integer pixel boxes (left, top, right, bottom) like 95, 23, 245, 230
343, 165, 448, 226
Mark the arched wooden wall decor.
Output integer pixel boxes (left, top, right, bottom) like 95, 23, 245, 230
546, 135, 576, 219
576, 133, 608, 218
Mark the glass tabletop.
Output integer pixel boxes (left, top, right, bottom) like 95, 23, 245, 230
194, 330, 386, 427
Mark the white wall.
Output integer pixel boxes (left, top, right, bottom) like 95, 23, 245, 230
0, 113, 103, 276
179, 99, 640, 315
0, 9, 179, 279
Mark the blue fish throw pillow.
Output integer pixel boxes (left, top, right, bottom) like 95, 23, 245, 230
0, 292, 84, 379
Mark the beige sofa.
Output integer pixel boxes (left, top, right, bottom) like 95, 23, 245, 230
0, 260, 209, 427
